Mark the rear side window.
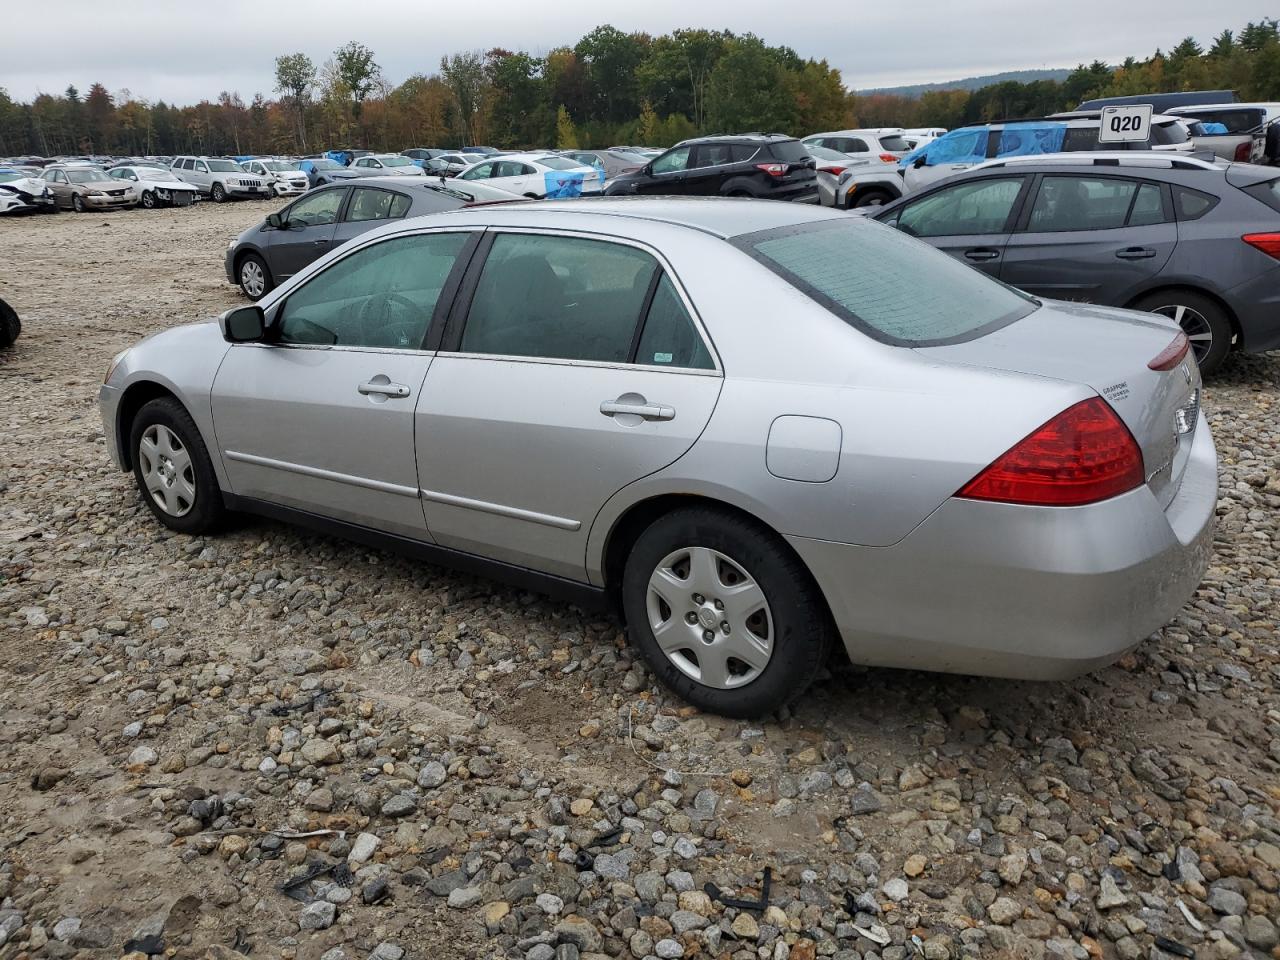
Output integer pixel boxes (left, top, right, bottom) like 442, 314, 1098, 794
1062, 127, 1101, 151
634, 275, 714, 369
693, 143, 734, 168
1151, 121, 1189, 145
1243, 178, 1280, 213
766, 140, 811, 163
730, 144, 759, 162
346, 188, 408, 222
878, 135, 911, 151
1027, 176, 1137, 232
736, 219, 1036, 346
1182, 109, 1264, 133
1172, 186, 1219, 221
1127, 183, 1168, 226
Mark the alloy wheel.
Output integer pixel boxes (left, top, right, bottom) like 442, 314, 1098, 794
138, 424, 196, 517
1154, 304, 1213, 365
240, 260, 265, 298
645, 546, 773, 689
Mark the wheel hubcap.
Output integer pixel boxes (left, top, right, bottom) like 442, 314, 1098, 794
241, 261, 264, 297
1154, 304, 1213, 363
646, 546, 773, 689
139, 424, 196, 517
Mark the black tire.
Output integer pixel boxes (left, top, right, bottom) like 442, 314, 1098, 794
1133, 290, 1232, 375
72, 194, 86, 213
621, 506, 833, 718
237, 253, 274, 300
850, 188, 893, 209
211, 182, 227, 203
128, 398, 225, 535
141, 190, 157, 209
0, 298, 19, 348
727, 189, 753, 198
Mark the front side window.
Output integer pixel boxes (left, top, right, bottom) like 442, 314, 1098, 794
898, 177, 1023, 237
1027, 176, 1137, 232
277, 232, 470, 349
286, 189, 344, 226
346, 188, 410, 222
651, 147, 691, 175
195, 161, 208, 173
460, 233, 658, 363
737, 218, 1036, 346
459, 162, 493, 181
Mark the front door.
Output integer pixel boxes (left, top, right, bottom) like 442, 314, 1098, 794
890, 175, 1029, 278
267, 187, 348, 279
211, 229, 476, 539
636, 146, 691, 196
999, 175, 1177, 303
416, 230, 722, 580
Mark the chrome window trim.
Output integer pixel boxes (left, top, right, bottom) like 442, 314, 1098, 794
451, 225, 723, 375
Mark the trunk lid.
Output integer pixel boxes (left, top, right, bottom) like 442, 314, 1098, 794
917, 300, 1201, 509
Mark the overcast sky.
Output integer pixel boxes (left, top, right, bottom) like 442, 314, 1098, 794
1, 0, 1271, 104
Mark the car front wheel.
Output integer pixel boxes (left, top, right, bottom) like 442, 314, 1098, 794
622, 506, 833, 718
72, 194, 86, 213
141, 190, 157, 209
129, 398, 224, 534
211, 183, 227, 203
237, 253, 273, 300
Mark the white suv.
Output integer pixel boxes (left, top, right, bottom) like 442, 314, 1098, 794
170, 156, 269, 202
239, 159, 310, 196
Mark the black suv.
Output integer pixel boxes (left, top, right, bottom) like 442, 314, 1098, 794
604, 134, 818, 202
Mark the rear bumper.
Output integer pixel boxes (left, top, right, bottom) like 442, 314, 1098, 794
1225, 267, 1280, 354
789, 411, 1217, 680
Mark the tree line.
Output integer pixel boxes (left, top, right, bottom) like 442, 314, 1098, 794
0, 19, 1277, 159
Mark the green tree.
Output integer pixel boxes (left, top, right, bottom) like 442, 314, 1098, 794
705, 35, 797, 134
334, 42, 381, 142
575, 25, 648, 124
440, 51, 488, 146
274, 52, 315, 150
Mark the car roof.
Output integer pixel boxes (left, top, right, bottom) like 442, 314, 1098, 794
675, 134, 797, 146
435, 196, 843, 239
972, 151, 1223, 173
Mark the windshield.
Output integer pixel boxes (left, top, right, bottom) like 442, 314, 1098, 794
535, 156, 582, 170
206, 160, 242, 172
262, 161, 299, 172
0, 172, 24, 183
378, 156, 413, 167
66, 169, 110, 183
140, 168, 181, 181
735, 219, 1036, 347
878, 135, 911, 151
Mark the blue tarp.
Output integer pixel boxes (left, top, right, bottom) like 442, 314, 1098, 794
900, 122, 1067, 169
543, 171, 585, 199
1201, 122, 1229, 135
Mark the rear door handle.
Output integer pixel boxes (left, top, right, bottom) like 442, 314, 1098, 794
1116, 247, 1156, 260
964, 248, 1000, 262
358, 380, 410, 399
600, 400, 675, 421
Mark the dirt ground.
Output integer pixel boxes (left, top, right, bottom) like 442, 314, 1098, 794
1, 201, 1279, 960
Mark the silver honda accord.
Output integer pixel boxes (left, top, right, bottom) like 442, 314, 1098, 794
100, 198, 1216, 717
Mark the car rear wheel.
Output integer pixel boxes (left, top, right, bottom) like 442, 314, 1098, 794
1134, 291, 1231, 375
237, 254, 273, 300
141, 190, 157, 209
72, 194, 86, 213
0, 298, 20, 348
129, 398, 224, 534
211, 183, 227, 203
622, 506, 833, 718
851, 188, 893, 209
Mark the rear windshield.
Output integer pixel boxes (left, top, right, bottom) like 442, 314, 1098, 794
1181, 108, 1265, 133
878, 135, 911, 151
1151, 121, 1189, 145
535, 156, 582, 170
766, 140, 811, 163
734, 219, 1036, 346
1243, 178, 1280, 213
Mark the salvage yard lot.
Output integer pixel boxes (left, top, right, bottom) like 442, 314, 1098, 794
1, 203, 1279, 960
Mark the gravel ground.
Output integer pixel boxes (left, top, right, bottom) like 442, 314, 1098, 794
1, 202, 1279, 960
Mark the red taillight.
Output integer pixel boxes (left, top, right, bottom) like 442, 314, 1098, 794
1148, 331, 1190, 371
755, 163, 789, 178
819, 165, 846, 176
1233, 141, 1252, 162
1243, 232, 1280, 260
878, 153, 898, 164
956, 398, 1144, 507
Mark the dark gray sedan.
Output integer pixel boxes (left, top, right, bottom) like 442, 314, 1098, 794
870, 153, 1280, 373
225, 177, 521, 299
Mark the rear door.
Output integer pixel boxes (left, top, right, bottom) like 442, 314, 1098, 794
685, 142, 734, 195
331, 186, 412, 248
1000, 174, 1177, 304
267, 187, 347, 279
415, 229, 722, 580
882, 175, 1029, 278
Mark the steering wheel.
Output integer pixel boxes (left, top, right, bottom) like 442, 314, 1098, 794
357, 293, 422, 348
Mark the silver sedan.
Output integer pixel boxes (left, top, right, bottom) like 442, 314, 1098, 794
100, 199, 1216, 717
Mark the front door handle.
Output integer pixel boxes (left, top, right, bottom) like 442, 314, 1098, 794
964, 248, 1000, 262
358, 380, 410, 399
600, 398, 675, 422
1115, 247, 1156, 260
313, 238, 330, 246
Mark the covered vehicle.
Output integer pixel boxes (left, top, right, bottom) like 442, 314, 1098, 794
108, 165, 199, 208
106, 198, 1214, 718
224, 176, 521, 299
298, 158, 364, 189
456, 153, 601, 198
0, 170, 56, 214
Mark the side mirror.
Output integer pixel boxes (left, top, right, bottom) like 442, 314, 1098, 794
130, 174, 138, 181
221, 305, 266, 343
266, 212, 285, 229
912, 156, 927, 169
642, 164, 653, 176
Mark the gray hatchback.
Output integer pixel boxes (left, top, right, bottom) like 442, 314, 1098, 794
871, 154, 1280, 372
225, 177, 521, 299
